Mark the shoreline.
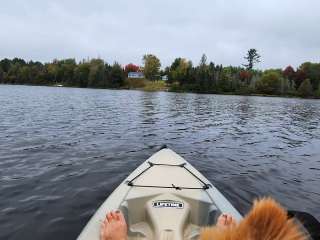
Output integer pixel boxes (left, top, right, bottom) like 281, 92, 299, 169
1, 83, 319, 100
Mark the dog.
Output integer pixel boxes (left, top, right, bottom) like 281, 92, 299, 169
200, 198, 307, 240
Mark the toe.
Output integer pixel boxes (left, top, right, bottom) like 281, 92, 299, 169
114, 212, 120, 221
117, 211, 126, 223
217, 214, 226, 226
106, 212, 112, 222
110, 211, 117, 220
217, 214, 225, 225
103, 214, 108, 224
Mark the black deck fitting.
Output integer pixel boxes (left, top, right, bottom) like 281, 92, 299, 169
160, 144, 168, 150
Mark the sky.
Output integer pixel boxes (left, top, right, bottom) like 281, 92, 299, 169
1, 0, 319, 69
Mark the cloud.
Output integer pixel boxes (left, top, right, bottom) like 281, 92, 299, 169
0, 0, 319, 69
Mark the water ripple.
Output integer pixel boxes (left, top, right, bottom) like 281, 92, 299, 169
0, 85, 320, 240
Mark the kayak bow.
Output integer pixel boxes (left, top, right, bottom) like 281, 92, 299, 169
77, 148, 242, 240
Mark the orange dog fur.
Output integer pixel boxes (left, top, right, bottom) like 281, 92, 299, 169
200, 198, 307, 240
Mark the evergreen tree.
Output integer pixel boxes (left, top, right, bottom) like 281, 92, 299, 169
110, 62, 125, 88
243, 49, 261, 70
0, 66, 3, 83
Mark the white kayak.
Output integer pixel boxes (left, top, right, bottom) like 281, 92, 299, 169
77, 148, 242, 240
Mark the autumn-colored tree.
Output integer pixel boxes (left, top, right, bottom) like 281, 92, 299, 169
124, 63, 140, 73
282, 65, 295, 88
143, 54, 161, 81
239, 70, 251, 82
283, 65, 295, 77
283, 66, 295, 80
256, 71, 281, 94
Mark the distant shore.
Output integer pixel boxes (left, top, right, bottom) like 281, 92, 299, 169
1, 83, 319, 100
1, 57, 320, 99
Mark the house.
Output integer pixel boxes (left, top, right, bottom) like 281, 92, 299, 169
128, 72, 144, 79
162, 75, 168, 81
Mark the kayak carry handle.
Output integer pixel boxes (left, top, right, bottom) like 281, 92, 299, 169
159, 144, 168, 150
148, 161, 186, 167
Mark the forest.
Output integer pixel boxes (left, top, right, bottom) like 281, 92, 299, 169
1, 50, 320, 98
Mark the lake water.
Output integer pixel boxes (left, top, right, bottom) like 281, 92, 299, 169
0, 85, 320, 240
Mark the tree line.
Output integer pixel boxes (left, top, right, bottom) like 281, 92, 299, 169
1, 50, 320, 98
0, 58, 125, 88
165, 50, 320, 98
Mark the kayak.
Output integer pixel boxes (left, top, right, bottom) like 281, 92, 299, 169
77, 147, 242, 240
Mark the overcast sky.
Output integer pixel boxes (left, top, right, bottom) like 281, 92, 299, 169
1, 0, 319, 69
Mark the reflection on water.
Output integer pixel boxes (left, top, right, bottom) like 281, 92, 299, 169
0, 85, 320, 240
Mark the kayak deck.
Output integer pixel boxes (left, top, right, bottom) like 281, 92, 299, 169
77, 148, 242, 240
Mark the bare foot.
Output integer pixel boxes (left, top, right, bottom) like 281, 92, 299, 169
216, 213, 237, 228
100, 210, 127, 240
